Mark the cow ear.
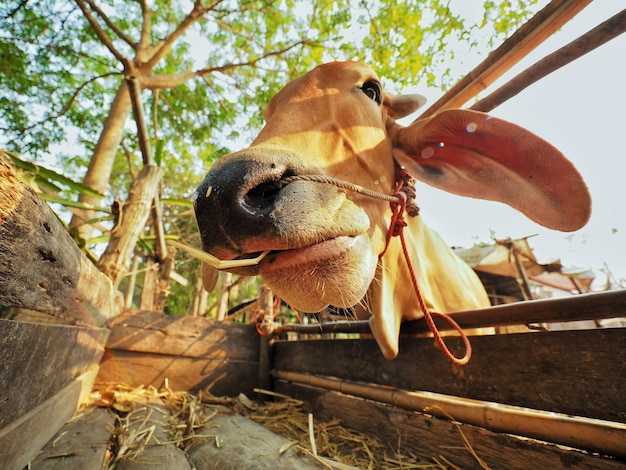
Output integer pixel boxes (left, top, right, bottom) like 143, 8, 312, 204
383, 93, 427, 119
390, 109, 591, 232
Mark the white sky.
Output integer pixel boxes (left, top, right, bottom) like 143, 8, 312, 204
402, 1, 626, 288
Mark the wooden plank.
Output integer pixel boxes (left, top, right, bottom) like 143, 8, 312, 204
105, 309, 259, 359
96, 310, 260, 396
0, 318, 109, 427
418, 0, 593, 118
96, 349, 259, 397
0, 370, 98, 470
275, 383, 626, 470
276, 290, 626, 336
0, 153, 118, 326
272, 328, 626, 423
187, 413, 324, 469
29, 407, 115, 470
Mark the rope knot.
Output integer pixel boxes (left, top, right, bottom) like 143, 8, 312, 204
389, 191, 408, 237
394, 164, 420, 217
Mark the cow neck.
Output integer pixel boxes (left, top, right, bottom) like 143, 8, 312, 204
279, 163, 473, 365
382, 187, 472, 365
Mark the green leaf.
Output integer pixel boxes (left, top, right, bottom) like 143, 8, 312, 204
39, 193, 111, 213
154, 139, 165, 167
6, 151, 104, 198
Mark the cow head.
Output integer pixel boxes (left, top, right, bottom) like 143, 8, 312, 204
194, 61, 591, 358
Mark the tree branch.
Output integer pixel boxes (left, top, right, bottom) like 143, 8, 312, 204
195, 39, 314, 77
74, 0, 127, 64
144, 0, 225, 70
19, 72, 121, 131
141, 38, 311, 90
137, 0, 152, 52
83, 0, 136, 48
141, 70, 197, 89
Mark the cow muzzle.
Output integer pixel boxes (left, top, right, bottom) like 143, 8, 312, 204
194, 147, 379, 312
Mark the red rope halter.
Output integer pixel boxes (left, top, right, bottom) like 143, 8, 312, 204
382, 173, 472, 366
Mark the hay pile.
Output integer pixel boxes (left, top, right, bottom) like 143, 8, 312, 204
89, 383, 474, 469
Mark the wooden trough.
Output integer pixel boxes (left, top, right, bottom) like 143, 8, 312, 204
2, 2, 626, 469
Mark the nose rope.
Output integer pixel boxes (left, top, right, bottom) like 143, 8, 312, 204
280, 174, 401, 202
279, 168, 472, 365
280, 167, 421, 216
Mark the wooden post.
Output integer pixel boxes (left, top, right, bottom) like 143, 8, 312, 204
510, 244, 535, 301
0, 152, 117, 325
153, 245, 176, 311
96, 164, 163, 287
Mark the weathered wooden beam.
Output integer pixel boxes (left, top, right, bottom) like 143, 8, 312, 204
274, 384, 626, 470
96, 309, 261, 396
0, 152, 118, 325
0, 318, 109, 426
115, 400, 192, 470
0, 370, 98, 470
418, 0, 593, 118
272, 328, 626, 424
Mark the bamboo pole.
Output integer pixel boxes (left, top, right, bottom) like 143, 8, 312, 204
418, 0, 593, 119
273, 370, 626, 459
472, 8, 626, 112
274, 289, 626, 336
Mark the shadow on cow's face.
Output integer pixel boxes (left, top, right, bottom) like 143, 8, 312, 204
194, 62, 422, 312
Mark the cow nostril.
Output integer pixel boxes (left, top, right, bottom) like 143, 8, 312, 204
244, 180, 283, 212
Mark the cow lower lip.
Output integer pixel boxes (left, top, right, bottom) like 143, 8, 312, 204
260, 236, 358, 272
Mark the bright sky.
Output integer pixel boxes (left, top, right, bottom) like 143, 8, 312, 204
402, 1, 626, 288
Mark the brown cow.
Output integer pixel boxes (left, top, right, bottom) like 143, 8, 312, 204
194, 61, 591, 359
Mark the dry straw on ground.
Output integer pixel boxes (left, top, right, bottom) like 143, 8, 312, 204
87, 382, 485, 469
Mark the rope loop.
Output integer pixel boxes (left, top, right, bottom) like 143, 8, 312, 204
391, 206, 472, 365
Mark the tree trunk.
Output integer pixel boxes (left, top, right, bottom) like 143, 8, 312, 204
69, 80, 132, 242
96, 164, 163, 286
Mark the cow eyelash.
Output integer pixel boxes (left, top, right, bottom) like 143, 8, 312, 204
361, 80, 382, 105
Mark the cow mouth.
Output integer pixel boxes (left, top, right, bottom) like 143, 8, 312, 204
259, 236, 360, 273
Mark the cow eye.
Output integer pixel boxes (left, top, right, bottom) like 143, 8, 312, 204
361, 81, 382, 105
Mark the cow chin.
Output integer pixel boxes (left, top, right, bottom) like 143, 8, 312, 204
259, 234, 378, 313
